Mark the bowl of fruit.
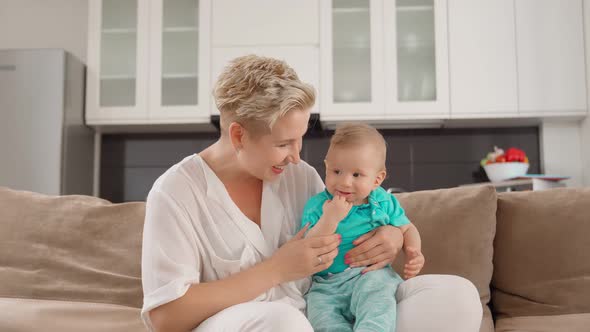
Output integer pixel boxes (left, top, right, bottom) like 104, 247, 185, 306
481, 146, 529, 182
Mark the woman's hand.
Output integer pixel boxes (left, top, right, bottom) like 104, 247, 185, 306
268, 225, 341, 284
345, 225, 403, 274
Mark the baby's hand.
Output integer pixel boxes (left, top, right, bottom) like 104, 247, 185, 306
322, 195, 353, 224
403, 247, 425, 279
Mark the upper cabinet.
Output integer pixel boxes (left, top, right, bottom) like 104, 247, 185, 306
86, 0, 211, 126
211, 0, 318, 46
448, 0, 587, 119
148, 0, 210, 122
384, 0, 449, 119
210, 0, 320, 115
448, 0, 518, 117
86, 0, 149, 123
85, 0, 587, 129
320, 0, 449, 122
515, 0, 586, 115
320, 0, 385, 119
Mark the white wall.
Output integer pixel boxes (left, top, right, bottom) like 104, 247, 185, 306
541, 121, 584, 187
538, 0, 589, 188
0, 0, 88, 61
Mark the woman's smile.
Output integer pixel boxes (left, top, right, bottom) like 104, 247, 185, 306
272, 165, 285, 174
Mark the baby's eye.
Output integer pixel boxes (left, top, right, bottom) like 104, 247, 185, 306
277, 143, 289, 148
353, 173, 360, 177
333, 170, 341, 175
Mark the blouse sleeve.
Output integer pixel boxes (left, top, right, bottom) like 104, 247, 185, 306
302, 164, 326, 230
307, 164, 325, 196
140, 189, 202, 330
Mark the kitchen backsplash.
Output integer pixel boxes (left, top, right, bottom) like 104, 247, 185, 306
101, 127, 540, 202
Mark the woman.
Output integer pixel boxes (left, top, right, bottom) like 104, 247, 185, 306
141, 55, 482, 332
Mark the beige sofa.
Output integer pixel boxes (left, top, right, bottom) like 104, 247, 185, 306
1, 185, 589, 332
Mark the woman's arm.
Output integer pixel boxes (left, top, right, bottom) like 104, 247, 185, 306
150, 258, 278, 332
149, 230, 341, 332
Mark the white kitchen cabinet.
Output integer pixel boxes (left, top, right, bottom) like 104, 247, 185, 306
384, 0, 449, 118
320, 0, 385, 120
149, 0, 210, 122
210, 46, 320, 115
211, 0, 319, 46
515, 0, 587, 115
86, 0, 149, 123
448, 0, 518, 117
320, 0, 449, 122
86, 0, 211, 125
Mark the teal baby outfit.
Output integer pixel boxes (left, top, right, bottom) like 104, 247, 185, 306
300, 187, 410, 332
306, 266, 403, 332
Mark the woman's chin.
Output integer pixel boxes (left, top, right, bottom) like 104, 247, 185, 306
263, 170, 282, 182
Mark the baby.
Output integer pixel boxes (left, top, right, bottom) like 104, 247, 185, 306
301, 123, 425, 332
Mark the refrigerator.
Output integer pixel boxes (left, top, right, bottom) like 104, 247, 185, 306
0, 49, 94, 196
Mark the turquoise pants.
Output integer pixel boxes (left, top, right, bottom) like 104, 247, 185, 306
305, 266, 403, 332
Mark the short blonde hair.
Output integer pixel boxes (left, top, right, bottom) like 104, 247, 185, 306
214, 55, 316, 134
330, 123, 387, 170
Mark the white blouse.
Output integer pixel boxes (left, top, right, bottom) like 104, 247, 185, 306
140, 154, 324, 330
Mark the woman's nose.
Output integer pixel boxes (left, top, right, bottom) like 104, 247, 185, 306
286, 150, 301, 164
290, 151, 301, 164
289, 143, 301, 164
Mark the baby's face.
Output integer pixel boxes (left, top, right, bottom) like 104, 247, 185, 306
324, 145, 385, 205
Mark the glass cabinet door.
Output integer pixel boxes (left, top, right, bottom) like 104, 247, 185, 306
150, 0, 210, 120
395, 0, 436, 102
161, 0, 199, 106
321, 0, 384, 119
332, 0, 372, 103
87, 0, 207, 124
99, 0, 144, 109
86, 0, 149, 124
385, 0, 449, 116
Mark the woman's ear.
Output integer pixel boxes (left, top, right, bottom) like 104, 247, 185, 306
374, 170, 386, 188
228, 122, 245, 152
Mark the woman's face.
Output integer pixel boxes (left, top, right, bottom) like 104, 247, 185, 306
239, 109, 310, 181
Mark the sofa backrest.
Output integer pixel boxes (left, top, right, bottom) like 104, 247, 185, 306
493, 188, 590, 331
4, 184, 588, 332
0, 187, 147, 332
1, 185, 500, 332
394, 185, 497, 332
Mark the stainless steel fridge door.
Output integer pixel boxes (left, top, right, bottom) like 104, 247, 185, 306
0, 49, 65, 195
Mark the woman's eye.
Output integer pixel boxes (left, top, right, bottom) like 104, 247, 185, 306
278, 143, 288, 148
353, 173, 360, 177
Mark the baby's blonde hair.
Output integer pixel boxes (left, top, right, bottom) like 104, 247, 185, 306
330, 123, 387, 170
214, 55, 316, 135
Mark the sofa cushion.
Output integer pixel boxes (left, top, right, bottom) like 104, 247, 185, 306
0, 187, 145, 309
495, 313, 590, 332
394, 186, 497, 332
0, 298, 147, 332
493, 188, 590, 320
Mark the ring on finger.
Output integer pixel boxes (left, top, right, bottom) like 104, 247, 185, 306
317, 255, 323, 265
